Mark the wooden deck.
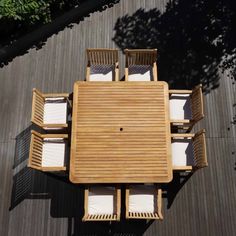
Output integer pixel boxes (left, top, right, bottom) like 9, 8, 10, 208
0, 0, 236, 235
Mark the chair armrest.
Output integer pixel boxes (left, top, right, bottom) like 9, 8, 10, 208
169, 89, 192, 94
41, 134, 68, 139
41, 166, 66, 171
157, 188, 163, 220
41, 124, 68, 128
43, 93, 69, 98
116, 187, 121, 221
171, 133, 195, 138
170, 119, 191, 124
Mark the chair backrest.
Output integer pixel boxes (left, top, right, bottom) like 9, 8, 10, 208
125, 184, 163, 220
86, 48, 118, 65
83, 186, 121, 221
31, 88, 45, 127
125, 49, 157, 66
28, 131, 68, 171
28, 130, 44, 170
125, 49, 158, 81
86, 49, 119, 81
192, 129, 208, 170
191, 84, 204, 123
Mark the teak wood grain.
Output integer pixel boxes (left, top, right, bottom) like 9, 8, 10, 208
69, 81, 172, 183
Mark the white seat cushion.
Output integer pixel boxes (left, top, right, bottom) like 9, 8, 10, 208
42, 138, 65, 167
171, 139, 194, 166
89, 65, 114, 81
169, 94, 192, 120
88, 186, 116, 215
129, 185, 156, 213
128, 65, 153, 81
43, 101, 67, 124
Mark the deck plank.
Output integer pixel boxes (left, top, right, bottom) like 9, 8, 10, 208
0, 0, 235, 235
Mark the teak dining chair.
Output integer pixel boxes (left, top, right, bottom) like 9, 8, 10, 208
31, 88, 70, 130
86, 48, 119, 81
169, 84, 204, 132
124, 49, 158, 81
171, 129, 208, 172
83, 186, 121, 221
28, 130, 68, 171
125, 184, 163, 220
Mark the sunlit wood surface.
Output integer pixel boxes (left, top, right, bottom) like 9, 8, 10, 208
0, 0, 235, 235
70, 81, 172, 183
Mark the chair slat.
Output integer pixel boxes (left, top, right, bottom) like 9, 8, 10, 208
31, 155, 42, 162
33, 139, 44, 146
32, 148, 43, 157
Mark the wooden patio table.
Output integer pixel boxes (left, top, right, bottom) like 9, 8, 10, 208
70, 81, 172, 183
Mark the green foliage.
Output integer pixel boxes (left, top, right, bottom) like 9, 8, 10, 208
0, 0, 54, 24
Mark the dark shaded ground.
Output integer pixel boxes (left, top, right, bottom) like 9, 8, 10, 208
113, 0, 236, 91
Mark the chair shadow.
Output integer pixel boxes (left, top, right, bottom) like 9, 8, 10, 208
163, 172, 193, 209
113, 0, 236, 92
10, 125, 193, 236
71, 219, 153, 236
0, 0, 120, 67
9, 124, 77, 215
12, 124, 41, 169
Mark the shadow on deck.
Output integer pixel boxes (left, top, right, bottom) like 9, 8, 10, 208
10, 125, 193, 236
113, 0, 236, 91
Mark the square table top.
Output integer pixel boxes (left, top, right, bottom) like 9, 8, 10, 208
69, 81, 172, 183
